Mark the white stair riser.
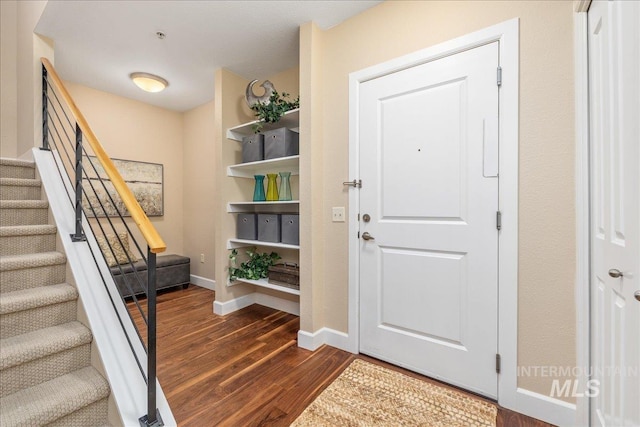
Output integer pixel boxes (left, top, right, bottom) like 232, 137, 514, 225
0, 344, 91, 398
0, 301, 77, 339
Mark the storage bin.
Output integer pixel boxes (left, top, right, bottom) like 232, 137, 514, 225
257, 214, 281, 243
268, 263, 300, 290
242, 134, 264, 163
237, 213, 258, 240
280, 214, 299, 245
263, 127, 299, 160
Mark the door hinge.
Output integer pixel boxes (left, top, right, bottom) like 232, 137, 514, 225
496, 211, 502, 231
497, 66, 502, 87
496, 353, 501, 373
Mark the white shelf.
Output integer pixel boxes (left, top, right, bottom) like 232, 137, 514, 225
227, 201, 299, 213
226, 109, 300, 141
227, 238, 299, 250
231, 277, 300, 296
225, 109, 302, 302
227, 155, 299, 178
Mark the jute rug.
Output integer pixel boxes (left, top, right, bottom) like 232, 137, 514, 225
291, 359, 497, 427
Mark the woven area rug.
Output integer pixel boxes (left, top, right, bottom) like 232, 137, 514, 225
291, 359, 497, 427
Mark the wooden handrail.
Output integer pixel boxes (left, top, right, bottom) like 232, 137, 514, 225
41, 58, 166, 254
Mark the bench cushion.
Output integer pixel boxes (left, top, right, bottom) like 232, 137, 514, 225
110, 254, 190, 275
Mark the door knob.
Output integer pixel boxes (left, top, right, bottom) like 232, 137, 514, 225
635, 291, 640, 302
608, 269, 624, 278
361, 232, 375, 241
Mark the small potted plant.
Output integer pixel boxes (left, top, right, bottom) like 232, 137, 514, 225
229, 247, 281, 281
250, 91, 299, 133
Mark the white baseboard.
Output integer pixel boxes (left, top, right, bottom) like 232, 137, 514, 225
503, 388, 576, 427
190, 274, 215, 291
213, 292, 300, 316
298, 327, 353, 352
213, 294, 254, 316
297, 329, 324, 350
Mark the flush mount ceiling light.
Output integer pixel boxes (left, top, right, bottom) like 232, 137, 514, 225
129, 72, 169, 93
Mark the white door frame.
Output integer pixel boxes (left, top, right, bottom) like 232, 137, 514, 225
347, 18, 569, 425
573, 2, 591, 427
348, 15, 519, 403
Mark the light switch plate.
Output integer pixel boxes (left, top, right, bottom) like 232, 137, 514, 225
332, 207, 345, 222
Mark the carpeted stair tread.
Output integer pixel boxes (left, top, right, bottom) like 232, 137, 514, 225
0, 200, 49, 227
0, 199, 48, 209
0, 321, 91, 370
0, 158, 35, 168
0, 224, 57, 237
0, 177, 42, 201
0, 225, 58, 255
0, 251, 66, 272
0, 159, 35, 179
0, 283, 77, 315
0, 177, 42, 187
0, 366, 110, 426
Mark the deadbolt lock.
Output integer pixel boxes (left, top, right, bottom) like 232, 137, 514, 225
363, 214, 371, 223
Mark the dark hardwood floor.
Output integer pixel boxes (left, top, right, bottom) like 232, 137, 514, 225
128, 285, 554, 427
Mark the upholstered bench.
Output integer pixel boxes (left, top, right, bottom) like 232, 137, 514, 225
110, 254, 191, 298
97, 233, 190, 298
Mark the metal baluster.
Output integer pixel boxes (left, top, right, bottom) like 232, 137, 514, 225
70, 124, 86, 241
140, 248, 162, 427
41, 65, 50, 151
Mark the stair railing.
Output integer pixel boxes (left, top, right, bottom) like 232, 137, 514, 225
41, 58, 165, 427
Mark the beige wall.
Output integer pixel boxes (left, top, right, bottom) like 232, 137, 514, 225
17, 0, 52, 157
301, 1, 576, 400
1, 0, 52, 158
299, 23, 325, 332
65, 82, 185, 256
183, 100, 216, 279
213, 67, 300, 303
1, 0, 18, 158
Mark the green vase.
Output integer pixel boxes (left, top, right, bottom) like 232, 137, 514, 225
278, 172, 292, 201
266, 173, 279, 201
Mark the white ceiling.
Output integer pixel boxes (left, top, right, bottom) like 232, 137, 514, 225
36, 0, 381, 112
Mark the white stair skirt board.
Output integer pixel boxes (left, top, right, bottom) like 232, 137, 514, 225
190, 274, 215, 291
297, 328, 352, 353
213, 292, 300, 316
33, 149, 177, 426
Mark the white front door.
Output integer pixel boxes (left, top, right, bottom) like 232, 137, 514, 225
588, 1, 640, 425
358, 42, 500, 398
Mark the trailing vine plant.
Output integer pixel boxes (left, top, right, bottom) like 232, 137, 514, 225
229, 247, 281, 281
250, 91, 300, 133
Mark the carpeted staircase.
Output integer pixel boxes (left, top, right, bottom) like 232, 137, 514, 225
0, 158, 111, 426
